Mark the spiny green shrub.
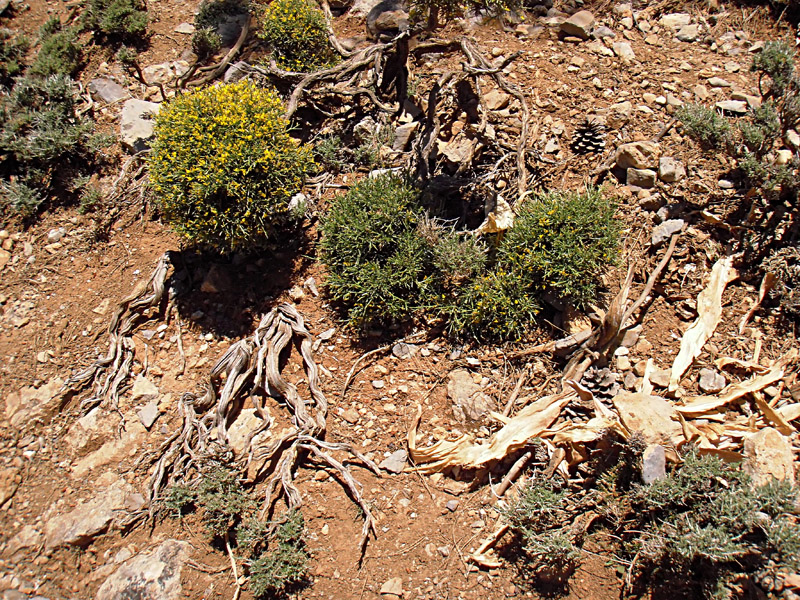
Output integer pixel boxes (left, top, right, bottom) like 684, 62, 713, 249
313, 135, 348, 173
149, 80, 314, 251
0, 74, 97, 219
164, 469, 309, 599
0, 29, 29, 87
676, 104, 733, 150
622, 451, 800, 597
258, 0, 337, 72
249, 511, 309, 599
196, 0, 250, 29
500, 479, 580, 584
500, 188, 620, 308
752, 40, 796, 98
83, 0, 149, 41
192, 27, 222, 59
320, 174, 432, 327
321, 178, 619, 338
30, 18, 82, 77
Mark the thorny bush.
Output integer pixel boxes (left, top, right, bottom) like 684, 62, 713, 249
149, 80, 314, 251
257, 0, 338, 72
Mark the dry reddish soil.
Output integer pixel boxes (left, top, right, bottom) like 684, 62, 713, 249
0, 0, 797, 599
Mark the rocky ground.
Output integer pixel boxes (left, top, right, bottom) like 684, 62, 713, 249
1, 0, 799, 599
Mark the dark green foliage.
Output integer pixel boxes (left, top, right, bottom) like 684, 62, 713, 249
164, 483, 196, 518
84, 0, 149, 40
196, 0, 250, 30
258, 0, 337, 72
195, 467, 255, 540
321, 177, 619, 339
320, 174, 431, 327
739, 102, 780, 155
192, 27, 222, 59
249, 511, 309, 599
677, 104, 733, 150
313, 135, 347, 173
0, 180, 44, 218
163, 470, 310, 598
500, 189, 620, 309
623, 451, 800, 595
500, 479, 580, 582
30, 19, 82, 77
0, 29, 29, 87
752, 40, 796, 97
0, 74, 96, 219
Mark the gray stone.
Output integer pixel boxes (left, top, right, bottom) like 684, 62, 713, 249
616, 141, 660, 169
777, 149, 793, 165
223, 60, 250, 83
448, 369, 495, 422
484, 89, 510, 111
131, 375, 159, 403
88, 78, 130, 104
136, 400, 160, 429
675, 24, 699, 42
607, 100, 633, 128
95, 540, 191, 600
446, 499, 459, 511
350, 0, 383, 16
392, 342, 417, 359
379, 449, 407, 474
649, 368, 671, 387
715, 100, 747, 114
591, 26, 616, 39
659, 13, 691, 29
228, 409, 268, 456
698, 368, 726, 394
627, 168, 656, 189
174, 22, 195, 34
6, 525, 43, 555
651, 219, 684, 247
707, 76, 732, 88
392, 122, 419, 152
5, 377, 65, 429
561, 10, 595, 40
744, 428, 796, 486
693, 84, 709, 100
658, 156, 685, 183
642, 444, 666, 483
718, 179, 735, 189
120, 99, 160, 152
612, 41, 636, 62
44, 479, 142, 550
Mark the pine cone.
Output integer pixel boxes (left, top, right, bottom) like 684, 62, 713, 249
571, 119, 607, 155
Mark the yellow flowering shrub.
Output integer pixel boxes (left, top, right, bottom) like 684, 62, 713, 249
149, 80, 313, 250
257, 0, 337, 72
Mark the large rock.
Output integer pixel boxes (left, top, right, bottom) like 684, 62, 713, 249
744, 428, 796, 486
95, 540, 191, 600
627, 168, 656, 189
615, 141, 660, 169
366, 1, 408, 40
612, 41, 636, 63
120, 99, 160, 152
560, 10, 595, 40
659, 13, 691, 29
675, 24, 699, 42
44, 479, 143, 550
448, 369, 495, 422
350, 0, 383, 16
4, 377, 64, 429
88, 78, 130, 104
715, 100, 748, 115
651, 219, 684, 247
70, 416, 147, 479
658, 156, 686, 183
612, 392, 682, 452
